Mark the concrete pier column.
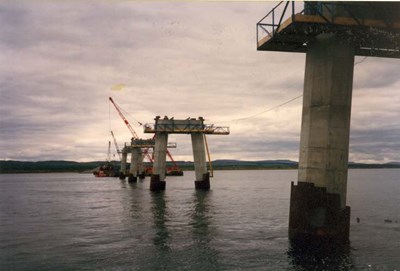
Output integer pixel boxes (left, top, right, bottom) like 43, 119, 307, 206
289, 34, 354, 243
150, 132, 168, 191
119, 151, 128, 180
128, 148, 140, 183
191, 133, 210, 190
138, 153, 145, 179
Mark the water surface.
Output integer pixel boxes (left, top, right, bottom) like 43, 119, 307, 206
0, 169, 399, 270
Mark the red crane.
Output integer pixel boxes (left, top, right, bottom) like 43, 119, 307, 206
109, 97, 152, 162
109, 97, 140, 140
110, 131, 122, 161
109, 97, 182, 176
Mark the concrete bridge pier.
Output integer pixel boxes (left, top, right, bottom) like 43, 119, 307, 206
191, 134, 210, 190
138, 153, 146, 179
119, 151, 128, 180
150, 132, 168, 191
289, 34, 354, 243
128, 147, 140, 183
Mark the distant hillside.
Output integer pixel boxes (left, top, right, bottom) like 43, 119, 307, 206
1, 159, 399, 173
0, 160, 105, 173
0, 159, 298, 173
348, 162, 400, 169
209, 159, 298, 170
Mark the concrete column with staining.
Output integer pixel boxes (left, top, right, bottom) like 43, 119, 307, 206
138, 152, 145, 179
128, 147, 141, 183
119, 151, 128, 180
150, 132, 168, 191
289, 34, 354, 242
257, 2, 400, 243
191, 133, 210, 189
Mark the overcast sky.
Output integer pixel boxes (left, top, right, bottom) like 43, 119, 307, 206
1, 1, 399, 163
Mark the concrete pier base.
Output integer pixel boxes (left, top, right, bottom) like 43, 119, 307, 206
128, 147, 140, 183
150, 174, 166, 192
138, 153, 145, 179
194, 172, 210, 190
128, 174, 137, 183
150, 132, 168, 191
191, 134, 209, 190
289, 182, 350, 244
119, 152, 128, 180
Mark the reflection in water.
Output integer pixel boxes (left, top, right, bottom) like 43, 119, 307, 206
191, 191, 211, 237
127, 183, 143, 218
190, 191, 220, 268
150, 193, 169, 250
287, 240, 353, 270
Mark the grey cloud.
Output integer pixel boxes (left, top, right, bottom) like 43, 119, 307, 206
354, 59, 400, 89
349, 127, 400, 162
0, 1, 398, 163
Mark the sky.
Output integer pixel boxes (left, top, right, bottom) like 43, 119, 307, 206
0, 1, 399, 163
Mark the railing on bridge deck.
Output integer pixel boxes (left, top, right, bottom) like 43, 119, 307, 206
257, 1, 400, 58
143, 117, 230, 135
143, 123, 230, 135
122, 140, 177, 151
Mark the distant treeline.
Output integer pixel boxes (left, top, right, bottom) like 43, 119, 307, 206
0, 160, 399, 173
0, 160, 103, 173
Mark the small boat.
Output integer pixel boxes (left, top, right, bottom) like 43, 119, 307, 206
93, 163, 118, 177
167, 167, 184, 176
93, 141, 118, 177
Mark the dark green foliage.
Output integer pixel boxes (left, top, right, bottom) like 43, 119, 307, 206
0, 160, 113, 173
0, 160, 398, 173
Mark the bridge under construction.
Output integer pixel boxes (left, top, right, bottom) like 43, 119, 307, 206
108, 97, 184, 182
107, 97, 230, 190
144, 116, 229, 191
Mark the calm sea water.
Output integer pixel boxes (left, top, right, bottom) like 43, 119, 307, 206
0, 169, 399, 270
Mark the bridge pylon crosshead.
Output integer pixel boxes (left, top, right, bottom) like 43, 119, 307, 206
257, 2, 400, 243
144, 116, 230, 191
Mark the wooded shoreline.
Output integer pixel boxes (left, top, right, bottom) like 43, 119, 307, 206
1, 160, 399, 174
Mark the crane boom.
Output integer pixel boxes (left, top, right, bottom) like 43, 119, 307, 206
110, 131, 122, 161
109, 97, 139, 139
109, 97, 182, 175
109, 97, 152, 162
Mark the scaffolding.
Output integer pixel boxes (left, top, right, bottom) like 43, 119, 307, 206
257, 1, 400, 58
144, 116, 230, 135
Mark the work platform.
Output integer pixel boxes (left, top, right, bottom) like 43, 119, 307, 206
257, 1, 400, 58
121, 139, 176, 151
144, 116, 230, 135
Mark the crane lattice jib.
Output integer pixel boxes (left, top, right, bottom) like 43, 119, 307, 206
110, 131, 122, 161
109, 97, 139, 140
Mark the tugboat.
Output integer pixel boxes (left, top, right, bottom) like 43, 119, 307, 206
93, 141, 118, 177
93, 163, 117, 177
166, 166, 184, 176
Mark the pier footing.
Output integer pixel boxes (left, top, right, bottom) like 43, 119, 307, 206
195, 173, 210, 190
128, 174, 137, 183
150, 174, 166, 192
289, 182, 350, 244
